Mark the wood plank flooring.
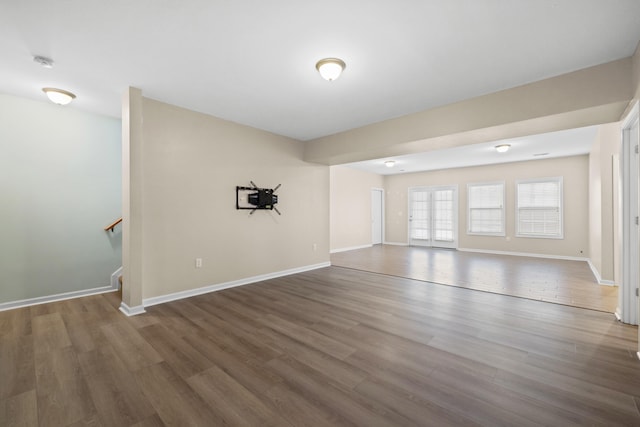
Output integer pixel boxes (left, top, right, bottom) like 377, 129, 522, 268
1, 266, 639, 426
331, 245, 618, 312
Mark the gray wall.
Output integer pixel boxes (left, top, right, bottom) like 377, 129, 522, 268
0, 94, 122, 304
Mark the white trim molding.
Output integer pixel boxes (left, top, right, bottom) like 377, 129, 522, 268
383, 241, 409, 246
330, 244, 373, 254
0, 285, 117, 312
143, 262, 330, 308
615, 310, 622, 322
111, 266, 123, 290
459, 248, 615, 285
619, 100, 639, 325
119, 302, 146, 316
586, 260, 616, 286
458, 247, 588, 262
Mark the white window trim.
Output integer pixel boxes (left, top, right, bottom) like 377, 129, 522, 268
515, 176, 564, 239
467, 181, 505, 236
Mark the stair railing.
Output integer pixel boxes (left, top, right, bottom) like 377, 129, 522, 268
104, 217, 122, 233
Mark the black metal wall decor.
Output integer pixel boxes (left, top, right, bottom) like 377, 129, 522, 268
236, 181, 281, 215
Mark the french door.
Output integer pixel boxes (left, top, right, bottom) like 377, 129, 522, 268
409, 186, 458, 249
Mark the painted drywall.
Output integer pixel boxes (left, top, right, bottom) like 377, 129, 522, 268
127, 94, 328, 301
305, 58, 632, 165
588, 132, 603, 277
633, 41, 640, 102
384, 155, 589, 258
589, 123, 620, 282
330, 166, 384, 251
121, 87, 144, 309
0, 93, 121, 304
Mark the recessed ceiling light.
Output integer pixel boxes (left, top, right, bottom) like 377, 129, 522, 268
385, 160, 395, 168
495, 144, 511, 153
42, 87, 76, 105
316, 58, 346, 81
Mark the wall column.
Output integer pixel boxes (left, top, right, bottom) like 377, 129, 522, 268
120, 87, 145, 315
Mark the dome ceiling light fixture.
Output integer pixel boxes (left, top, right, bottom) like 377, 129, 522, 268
42, 87, 76, 105
495, 144, 511, 153
385, 160, 396, 168
316, 57, 346, 81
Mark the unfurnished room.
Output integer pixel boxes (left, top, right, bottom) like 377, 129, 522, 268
1, 1, 640, 426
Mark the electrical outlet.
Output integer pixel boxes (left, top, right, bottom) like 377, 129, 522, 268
195, 258, 202, 268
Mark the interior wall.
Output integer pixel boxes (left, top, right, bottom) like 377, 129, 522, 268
384, 155, 589, 258
330, 166, 384, 251
0, 93, 122, 304
588, 132, 603, 277
589, 123, 620, 282
137, 97, 329, 300
633, 41, 640, 101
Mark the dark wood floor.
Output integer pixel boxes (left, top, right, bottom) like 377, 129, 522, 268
1, 266, 639, 426
331, 245, 618, 312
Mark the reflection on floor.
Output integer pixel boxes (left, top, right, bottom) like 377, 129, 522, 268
331, 245, 618, 313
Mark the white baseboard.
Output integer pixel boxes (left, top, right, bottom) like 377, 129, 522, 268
458, 248, 617, 286
0, 285, 117, 312
458, 247, 589, 262
383, 241, 409, 246
111, 266, 123, 290
119, 302, 146, 316
615, 310, 622, 322
143, 261, 331, 308
586, 260, 616, 286
330, 244, 372, 254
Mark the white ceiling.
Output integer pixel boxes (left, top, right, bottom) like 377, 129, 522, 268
0, 1, 638, 144
344, 125, 599, 175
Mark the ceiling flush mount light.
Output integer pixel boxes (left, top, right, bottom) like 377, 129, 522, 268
495, 144, 511, 153
42, 87, 76, 105
316, 58, 346, 81
33, 55, 55, 68
385, 160, 395, 168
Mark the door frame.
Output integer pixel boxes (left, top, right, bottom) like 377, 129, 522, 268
407, 185, 458, 249
618, 101, 639, 327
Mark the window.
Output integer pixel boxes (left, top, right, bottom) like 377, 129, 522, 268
467, 182, 505, 236
516, 177, 563, 239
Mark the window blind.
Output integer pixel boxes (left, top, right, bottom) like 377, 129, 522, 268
516, 178, 562, 238
468, 182, 504, 235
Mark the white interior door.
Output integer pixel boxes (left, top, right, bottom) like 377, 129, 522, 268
409, 186, 457, 248
371, 189, 383, 245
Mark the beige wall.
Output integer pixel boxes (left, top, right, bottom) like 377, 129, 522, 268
124, 93, 329, 303
330, 166, 384, 251
589, 123, 620, 282
384, 155, 589, 258
588, 132, 603, 276
633, 41, 640, 101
